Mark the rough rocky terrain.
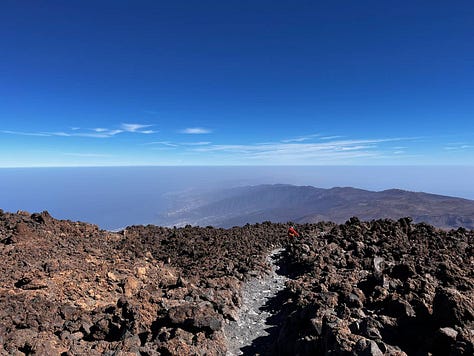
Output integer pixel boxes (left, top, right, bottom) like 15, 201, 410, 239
272, 218, 474, 355
0, 209, 473, 355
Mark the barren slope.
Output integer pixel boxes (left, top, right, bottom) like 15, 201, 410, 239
0, 210, 472, 355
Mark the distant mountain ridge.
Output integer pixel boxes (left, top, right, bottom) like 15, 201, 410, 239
161, 184, 474, 229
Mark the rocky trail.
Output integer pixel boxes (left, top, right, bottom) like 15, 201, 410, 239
0, 211, 473, 355
224, 248, 289, 355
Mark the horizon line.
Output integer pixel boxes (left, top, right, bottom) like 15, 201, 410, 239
1, 164, 474, 169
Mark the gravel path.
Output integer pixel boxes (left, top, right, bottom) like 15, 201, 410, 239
224, 248, 288, 355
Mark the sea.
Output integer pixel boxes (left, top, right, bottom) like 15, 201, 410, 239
1, 166, 473, 230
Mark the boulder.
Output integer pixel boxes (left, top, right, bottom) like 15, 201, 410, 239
433, 287, 474, 327
355, 338, 384, 356
167, 302, 223, 333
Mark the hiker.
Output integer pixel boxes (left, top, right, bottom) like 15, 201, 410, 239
288, 226, 300, 238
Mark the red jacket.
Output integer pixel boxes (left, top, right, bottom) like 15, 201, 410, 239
288, 226, 300, 237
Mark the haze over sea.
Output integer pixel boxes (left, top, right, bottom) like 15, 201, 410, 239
1, 166, 473, 230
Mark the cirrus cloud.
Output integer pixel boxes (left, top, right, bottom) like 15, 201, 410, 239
180, 127, 212, 134
188, 137, 418, 164
0, 123, 157, 138
121, 123, 154, 133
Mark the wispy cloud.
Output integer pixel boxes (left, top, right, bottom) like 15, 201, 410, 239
1, 123, 157, 139
0, 130, 51, 137
144, 141, 179, 147
150, 146, 177, 151
195, 138, 404, 152
47, 132, 72, 137
63, 152, 112, 158
320, 135, 343, 140
281, 134, 345, 143
93, 128, 107, 132
181, 141, 212, 146
281, 133, 320, 143
180, 127, 212, 134
190, 137, 416, 163
69, 129, 124, 138
444, 144, 473, 150
121, 123, 153, 132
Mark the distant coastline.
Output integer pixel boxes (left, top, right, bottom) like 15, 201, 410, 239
1, 166, 473, 230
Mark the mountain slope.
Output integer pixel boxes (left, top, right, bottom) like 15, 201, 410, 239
161, 184, 474, 229
1, 210, 473, 355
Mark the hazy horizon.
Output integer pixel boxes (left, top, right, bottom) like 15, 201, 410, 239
1, 166, 473, 230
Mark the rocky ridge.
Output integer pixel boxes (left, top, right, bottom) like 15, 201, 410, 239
0, 209, 473, 355
162, 185, 474, 230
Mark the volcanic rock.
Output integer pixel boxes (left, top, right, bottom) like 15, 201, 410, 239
0, 210, 472, 355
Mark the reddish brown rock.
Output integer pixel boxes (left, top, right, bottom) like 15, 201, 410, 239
0, 210, 472, 355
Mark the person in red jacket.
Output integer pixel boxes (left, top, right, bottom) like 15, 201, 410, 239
288, 226, 300, 238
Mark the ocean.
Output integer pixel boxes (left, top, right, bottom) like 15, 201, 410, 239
1, 166, 473, 230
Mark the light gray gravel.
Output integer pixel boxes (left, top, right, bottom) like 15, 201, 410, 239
224, 248, 287, 355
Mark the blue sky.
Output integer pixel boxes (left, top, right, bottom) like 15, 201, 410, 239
1, 0, 473, 167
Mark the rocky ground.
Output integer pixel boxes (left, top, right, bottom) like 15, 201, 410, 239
0, 210, 473, 355
273, 218, 474, 355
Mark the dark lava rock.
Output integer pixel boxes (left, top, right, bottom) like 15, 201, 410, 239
268, 218, 474, 355
0, 210, 289, 355
433, 287, 474, 326
0, 210, 472, 355
355, 338, 384, 356
166, 302, 223, 333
